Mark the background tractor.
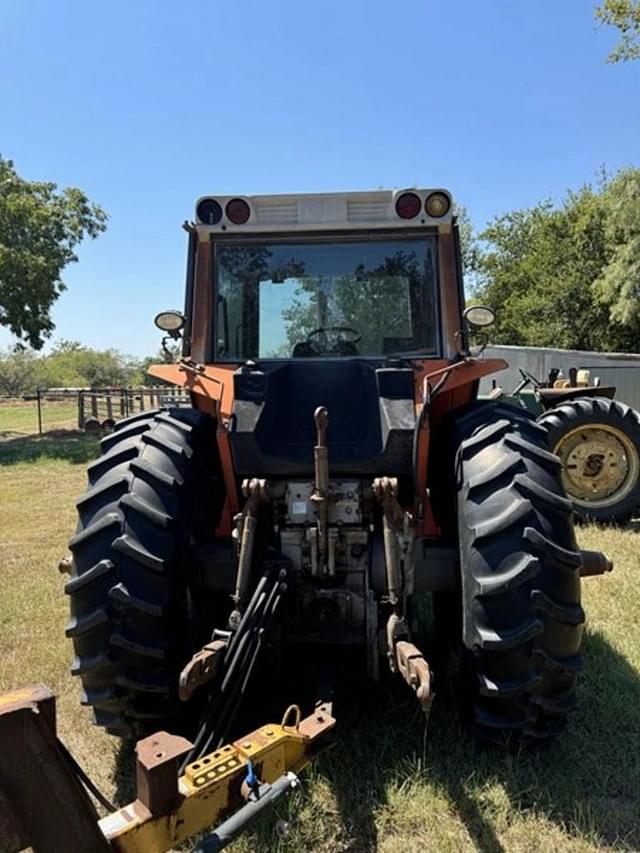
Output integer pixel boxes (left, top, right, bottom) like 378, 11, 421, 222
492, 367, 640, 525
64, 188, 612, 765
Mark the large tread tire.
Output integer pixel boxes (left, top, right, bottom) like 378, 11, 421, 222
537, 397, 640, 525
455, 401, 584, 742
66, 407, 225, 737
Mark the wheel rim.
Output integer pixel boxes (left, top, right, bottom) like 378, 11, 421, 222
554, 424, 640, 509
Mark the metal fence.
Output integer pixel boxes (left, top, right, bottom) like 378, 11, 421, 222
77, 387, 190, 430
0, 387, 190, 438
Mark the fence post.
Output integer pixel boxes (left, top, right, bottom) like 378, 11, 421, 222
78, 391, 84, 429
36, 389, 43, 436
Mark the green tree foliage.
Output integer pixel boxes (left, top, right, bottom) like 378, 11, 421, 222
0, 157, 107, 349
455, 206, 479, 277
43, 340, 141, 388
474, 168, 640, 353
0, 341, 147, 395
596, 0, 640, 61
0, 349, 39, 396
593, 170, 640, 327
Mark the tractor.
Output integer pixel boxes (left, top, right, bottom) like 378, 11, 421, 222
490, 367, 640, 525
54, 188, 614, 848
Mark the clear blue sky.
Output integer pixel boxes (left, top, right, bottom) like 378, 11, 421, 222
1, 0, 638, 357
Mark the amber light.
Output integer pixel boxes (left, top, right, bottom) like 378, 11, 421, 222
226, 198, 251, 224
425, 192, 451, 218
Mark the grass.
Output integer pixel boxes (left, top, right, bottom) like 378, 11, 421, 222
0, 430, 99, 465
0, 399, 79, 435
0, 445, 638, 852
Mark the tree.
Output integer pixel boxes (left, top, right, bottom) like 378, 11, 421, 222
0, 157, 107, 349
0, 340, 147, 395
0, 348, 39, 396
41, 340, 140, 388
593, 169, 640, 328
455, 206, 479, 278
473, 168, 640, 353
595, 1, 640, 61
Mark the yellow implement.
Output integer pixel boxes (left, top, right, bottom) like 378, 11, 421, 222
0, 685, 335, 853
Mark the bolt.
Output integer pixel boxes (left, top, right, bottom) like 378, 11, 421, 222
58, 556, 72, 575
242, 741, 252, 749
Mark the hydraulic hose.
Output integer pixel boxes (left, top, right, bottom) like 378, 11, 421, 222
181, 565, 287, 772
200, 576, 285, 755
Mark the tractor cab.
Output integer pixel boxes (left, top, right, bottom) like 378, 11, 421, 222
154, 189, 472, 483
182, 188, 457, 363
206, 192, 449, 480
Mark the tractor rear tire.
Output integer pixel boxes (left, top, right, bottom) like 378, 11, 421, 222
537, 397, 640, 525
66, 407, 226, 737
455, 401, 584, 742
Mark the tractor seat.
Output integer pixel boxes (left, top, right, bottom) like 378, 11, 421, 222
292, 341, 315, 357
291, 340, 360, 358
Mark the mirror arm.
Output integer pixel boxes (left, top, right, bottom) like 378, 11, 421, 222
454, 328, 471, 358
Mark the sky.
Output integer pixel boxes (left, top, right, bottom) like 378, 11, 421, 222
1, 0, 638, 357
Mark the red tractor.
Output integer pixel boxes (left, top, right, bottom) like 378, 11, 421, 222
66, 188, 611, 756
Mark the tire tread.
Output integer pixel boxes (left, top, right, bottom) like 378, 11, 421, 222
455, 400, 583, 741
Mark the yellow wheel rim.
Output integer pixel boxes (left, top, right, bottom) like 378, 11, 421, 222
554, 423, 640, 509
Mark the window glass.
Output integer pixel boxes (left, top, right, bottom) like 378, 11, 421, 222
214, 238, 438, 359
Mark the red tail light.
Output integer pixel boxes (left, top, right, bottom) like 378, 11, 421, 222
226, 198, 251, 225
395, 192, 421, 220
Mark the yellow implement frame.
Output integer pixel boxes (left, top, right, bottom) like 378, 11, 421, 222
104, 705, 334, 852
0, 685, 335, 853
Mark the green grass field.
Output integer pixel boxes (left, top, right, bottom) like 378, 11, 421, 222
0, 437, 638, 852
0, 398, 78, 435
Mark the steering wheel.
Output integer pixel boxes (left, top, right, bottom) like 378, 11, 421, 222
518, 367, 543, 389
307, 326, 362, 346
